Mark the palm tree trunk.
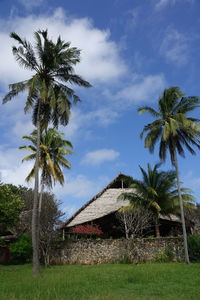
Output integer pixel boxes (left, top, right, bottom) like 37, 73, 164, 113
38, 183, 44, 217
37, 183, 44, 258
155, 218, 160, 237
123, 212, 129, 239
32, 102, 41, 276
173, 149, 190, 264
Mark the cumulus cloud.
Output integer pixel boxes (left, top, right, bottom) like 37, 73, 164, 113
182, 171, 200, 195
62, 107, 119, 141
104, 74, 166, 106
54, 174, 108, 199
155, 0, 195, 10
81, 149, 120, 166
18, 0, 44, 10
160, 28, 189, 66
12, 119, 34, 140
0, 8, 127, 88
0, 146, 33, 186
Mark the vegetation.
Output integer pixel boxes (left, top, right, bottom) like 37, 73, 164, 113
1, 25, 200, 284
154, 247, 175, 262
138, 86, 200, 263
0, 263, 200, 299
2, 30, 91, 275
20, 128, 73, 188
38, 192, 64, 266
0, 183, 23, 235
69, 224, 103, 236
20, 128, 73, 217
120, 164, 195, 237
0, 183, 63, 265
116, 207, 153, 239
188, 235, 200, 262
10, 234, 32, 264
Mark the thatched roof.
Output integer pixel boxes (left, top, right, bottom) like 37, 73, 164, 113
62, 173, 134, 228
62, 173, 181, 229
159, 214, 181, 223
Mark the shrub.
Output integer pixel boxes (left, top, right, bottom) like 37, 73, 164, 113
154, 252, 168, 263
69, 224, 103, 236
188, 235, 200, 262
164, 247, 175, 261
154, 247, 175, 262
10, 234, 32, 264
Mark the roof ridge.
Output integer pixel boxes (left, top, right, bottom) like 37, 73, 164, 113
61, 173, 129, 228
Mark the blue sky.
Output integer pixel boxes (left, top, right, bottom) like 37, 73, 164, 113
1, 0, 200, 216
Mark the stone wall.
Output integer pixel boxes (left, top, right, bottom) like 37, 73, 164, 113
52, 237, 184, 264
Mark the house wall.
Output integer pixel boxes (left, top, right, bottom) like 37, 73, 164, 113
52, 237, 183, 264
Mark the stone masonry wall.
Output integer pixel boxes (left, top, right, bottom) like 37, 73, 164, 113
52, 237, 183, 264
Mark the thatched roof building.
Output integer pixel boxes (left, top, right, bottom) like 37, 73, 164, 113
62, 173, 182, 237
62, 173, 130, 227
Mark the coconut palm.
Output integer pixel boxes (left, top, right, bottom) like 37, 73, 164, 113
19, 128, 73, 212
138, 86, 200, 263
20, 128, 73, 188
2, 30, 91, 275
120, 164, 195, 237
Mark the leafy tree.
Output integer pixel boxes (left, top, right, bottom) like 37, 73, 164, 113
188, 235, 200, 262
7, 186, 64, 266
38, 192, 64, 267
138, 86, 200, 263
119, 164, 195, 237
0, 183, 23, 235
10, 233, 32, 264
2, 30, 91, 275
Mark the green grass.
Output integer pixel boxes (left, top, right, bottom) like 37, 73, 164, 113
0, 263, 200, 300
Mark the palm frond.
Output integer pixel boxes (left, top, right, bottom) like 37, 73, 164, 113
138, 106, 160, 117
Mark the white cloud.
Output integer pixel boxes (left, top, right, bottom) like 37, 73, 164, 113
155, 0, 195, 10
62, 204, 79, 218
12, 119, 34, 140
183, 171, 200, 195
81, 149, 120, 166
54, 174, 108, 199
160, 28, 189, 66
62, 107, 119, 141
0, 8, 127, 88
18, 0, 44, 10
106, 74, 166, 106
0, 146, 33, 186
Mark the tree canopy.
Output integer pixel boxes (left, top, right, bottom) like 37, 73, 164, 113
20, 128, 73, 188
119, 163, 195, 236
0, 182, 23, 235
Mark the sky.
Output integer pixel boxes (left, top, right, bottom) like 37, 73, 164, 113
1, 0, 200, 217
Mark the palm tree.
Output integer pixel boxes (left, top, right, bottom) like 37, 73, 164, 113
138, 86, 200, 263
2, 30, 91, 275
19, 128, 73, 213
120, 164, 195, 237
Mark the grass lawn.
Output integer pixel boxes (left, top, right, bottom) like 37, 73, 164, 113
0, 263, 200, 300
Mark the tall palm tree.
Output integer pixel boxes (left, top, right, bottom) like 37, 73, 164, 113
19, 128, 73, 220
20, 128, 73, 190
138, 86, 200, 263
2, 30, 91, 275
120, 164, 195, 237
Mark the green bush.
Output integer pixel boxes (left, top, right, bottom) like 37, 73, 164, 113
10, 234, 32, 264
188, 235, 200, 262
154, 247, 175, 262
154, 252, 168, 262
164, 247, 175, 261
